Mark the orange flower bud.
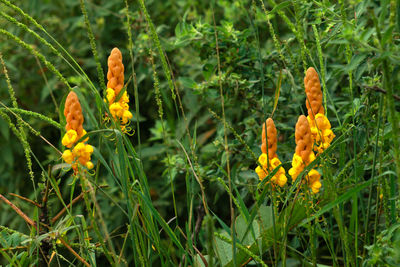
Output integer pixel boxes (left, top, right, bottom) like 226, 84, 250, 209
294, 115, 313, 162
304, 67, 324, 119
107, 48, 124, 96
64, 91, 84, 138
261, 118, 277, 159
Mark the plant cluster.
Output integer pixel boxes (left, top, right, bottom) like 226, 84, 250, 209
257, 68, 335, 194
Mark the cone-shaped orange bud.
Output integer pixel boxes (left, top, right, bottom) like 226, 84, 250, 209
294, 115, 312, 162
64, 91, 84, 138
107, 48, 124, 96
304, 67, 324, 119
261, 118, 277, 159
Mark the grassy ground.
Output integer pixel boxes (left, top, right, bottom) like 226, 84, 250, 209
0, 0, 400, 266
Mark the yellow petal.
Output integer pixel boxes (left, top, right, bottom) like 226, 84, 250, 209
311, 181, 322, 194
86, 161, 94, 169
277, 174, 287, 187
255, 166, 267, 180
258, 153, 268, 166
62, 130, 78, 148
62, 150, 74, 164
106, 88, 116, 104
72, 142, 85, 156
270, 157, 281, 169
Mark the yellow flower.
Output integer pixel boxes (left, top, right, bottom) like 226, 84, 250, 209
62, 129, 78, 148
106, 88, 116, 104
71, 143, 93, 168
79, 129, 89, 142
258, 153, 268, 166
307, 169, 320, 184
292, 153, 303, 169
72, 142, 86, 157
62, 149, 74, 164
85, 161, 94, 169
311, 180, 322, 194
288, 166, 301, 180
270, 157, 281, 169
308, 152, 316, 164
121, 110, 133, 124
315, 113, 331, 130
255, 166, 267, 180
277, 174, 287, 187
121, 91, 129, 104
323, 129, 335, 144
307, 113, 335, 155
83, 144, 93, 158
110, 102, 124, 118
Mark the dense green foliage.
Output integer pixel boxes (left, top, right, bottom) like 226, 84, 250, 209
0, 0, 400, 266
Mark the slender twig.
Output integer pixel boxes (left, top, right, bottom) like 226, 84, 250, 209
59, 237, 90, 267
9, 193, 41, 208
51, 193, 85, 224
51, 185, 107, 224
0, 194, 36, 228
177, 227, 208, 267
362, 84, 400, 101
0, 246, 28, 251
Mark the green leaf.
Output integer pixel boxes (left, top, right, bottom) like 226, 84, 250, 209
236, 214, 260, 245
270, 1, 291, 15
193, 254, 208, 267
382, 25, 394, 46
215, 202, 308, 267
179, 77, 197, 89
214, 231, 233, 266
174, 21, 201, 47
258, 205, 273, 229
345, 54, 367, 73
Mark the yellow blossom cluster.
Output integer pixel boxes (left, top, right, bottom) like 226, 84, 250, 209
304, 67, 335, 154
62, 143, 94, 170
288, 115, 321, 194
255, 118, 287, 187
307, 114, 335, 154
61, 91, 94, 171
104, 48, 132, 130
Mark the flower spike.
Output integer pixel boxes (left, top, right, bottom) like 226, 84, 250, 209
61, 91, 94, 172
104, 48, 133, 131
255, 118, 287, 187
304, 67, 335, 154
289, 115, 321, 194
